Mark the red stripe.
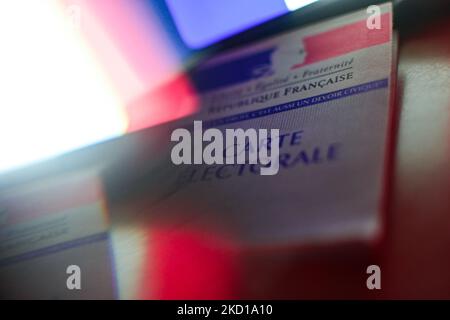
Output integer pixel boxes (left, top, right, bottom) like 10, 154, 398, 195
125, 74, 198, 133
292, 13, 391, 69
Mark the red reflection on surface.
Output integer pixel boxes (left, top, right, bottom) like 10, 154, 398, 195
140, 227, 240, 299
126, 74, 199, 133
62, 0, 197, 131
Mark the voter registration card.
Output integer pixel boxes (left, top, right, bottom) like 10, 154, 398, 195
140, 2, 397, 246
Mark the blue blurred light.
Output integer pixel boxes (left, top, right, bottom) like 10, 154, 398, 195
164, 0, 289, 49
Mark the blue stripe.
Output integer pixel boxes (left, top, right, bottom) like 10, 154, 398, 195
0, 232, 109, 267
204, 78, 389, 128
191, 48, 275, 92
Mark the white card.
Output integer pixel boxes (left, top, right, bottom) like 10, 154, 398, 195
125, 3, 396, 246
